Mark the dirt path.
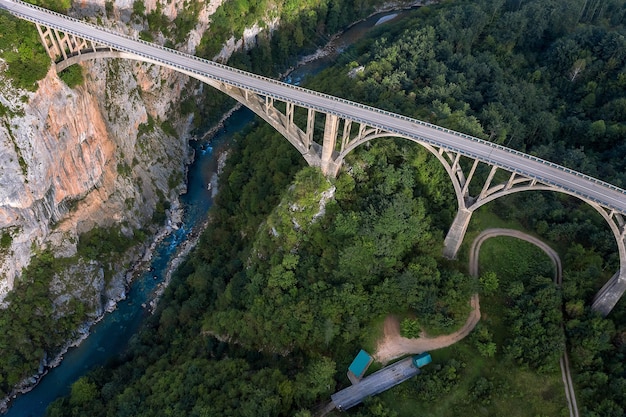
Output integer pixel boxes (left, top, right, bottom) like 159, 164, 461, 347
373, 294, 480, 364
372, 228, 579, 417
469, 228, 562, 284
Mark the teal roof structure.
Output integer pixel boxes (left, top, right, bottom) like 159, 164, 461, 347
348, 350, 373, 378
413, 352, 432, 368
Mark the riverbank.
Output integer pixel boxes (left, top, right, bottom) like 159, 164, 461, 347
0, 200, 188, 413
1, 4, 426, 414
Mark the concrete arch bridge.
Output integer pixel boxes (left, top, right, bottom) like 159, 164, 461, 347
1, 0, 625, 314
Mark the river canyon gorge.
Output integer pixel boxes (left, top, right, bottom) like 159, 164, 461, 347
3, 0, 625, 416
0, 0, 421, 412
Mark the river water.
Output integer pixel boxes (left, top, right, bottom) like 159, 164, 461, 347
4, 8, 414, 417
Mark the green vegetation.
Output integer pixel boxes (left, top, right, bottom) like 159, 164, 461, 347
0, 229, 14, 251
58, 65, 84, 88
384, 345, 567, 417
0, 0, 77, 89
1, 0, 622, 414
378, 233, 568, 417
205, 151, 471, 352
76, 226, 143, 263
137, 114, 156, 136
0, 224, 150, 398
479, 238, 564, 372
133, 0, 201, 46
0, 252, 89, 396
25, 0, 71, 13
45, 115, 475, 416
187, 0, 389, 131
399, 318, 421, 339
3, 121, 29, 177
0, 11, 50, 90
478, 237, 555, 283
152, 194, 171, 225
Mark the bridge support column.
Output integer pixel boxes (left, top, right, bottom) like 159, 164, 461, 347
591, 268, 626, 316
443, 208, 473, 259
321, 114, 340, 177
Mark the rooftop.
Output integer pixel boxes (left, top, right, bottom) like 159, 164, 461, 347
347, 350, 373, 379
332, 356, 420, 411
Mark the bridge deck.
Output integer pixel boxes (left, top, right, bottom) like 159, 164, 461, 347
1, 0, 625, 215
331, 357, 420, 411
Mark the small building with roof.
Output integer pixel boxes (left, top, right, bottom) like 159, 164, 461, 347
347, 350, 374, 384
412, 352, 432, 368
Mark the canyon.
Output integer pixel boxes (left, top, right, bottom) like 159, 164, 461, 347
0, 0, 271, 310
0, 0, 421, 409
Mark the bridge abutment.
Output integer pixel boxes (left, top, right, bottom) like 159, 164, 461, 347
443, 208, 473, 259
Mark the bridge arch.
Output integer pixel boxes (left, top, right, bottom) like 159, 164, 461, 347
338, 131, 466, 209
66, 51, 625, 310
17, 6, 625, 314
336, 131, 626, 315
56, 51, 325, 169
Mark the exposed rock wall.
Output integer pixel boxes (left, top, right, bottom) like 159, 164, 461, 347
0, 66, 119, 299
0, 0, 288, 304
0, 0, 205, 303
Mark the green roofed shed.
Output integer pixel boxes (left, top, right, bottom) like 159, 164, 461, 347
348, 350, 373, 378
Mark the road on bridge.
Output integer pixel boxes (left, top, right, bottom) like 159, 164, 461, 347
1, 0, 625, 215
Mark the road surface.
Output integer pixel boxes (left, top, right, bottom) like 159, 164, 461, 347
1, 0, 625, 216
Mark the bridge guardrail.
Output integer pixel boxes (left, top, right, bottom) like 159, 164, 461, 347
4, 0, 626, 208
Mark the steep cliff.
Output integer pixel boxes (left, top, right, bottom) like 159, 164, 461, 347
0, 0, 198, 304
0, 0, 287, 308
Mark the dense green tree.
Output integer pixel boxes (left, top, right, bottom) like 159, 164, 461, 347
41, 0, 626, 415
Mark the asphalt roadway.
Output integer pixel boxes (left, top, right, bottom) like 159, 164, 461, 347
1, 0, 625, 215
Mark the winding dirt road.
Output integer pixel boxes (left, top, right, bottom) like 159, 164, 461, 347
469, 228, 562, 284
373, 294, 480, 364
372, 228, 579, 417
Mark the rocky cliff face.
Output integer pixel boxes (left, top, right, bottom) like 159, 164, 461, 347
0, 0, 201, 304
0, 0, 278, 307
0, 66, 117, 300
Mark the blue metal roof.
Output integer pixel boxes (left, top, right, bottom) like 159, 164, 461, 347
413, 352, 432, 368
348, 350, 373, 378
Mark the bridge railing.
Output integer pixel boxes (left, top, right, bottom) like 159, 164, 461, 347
4, 0, 626, 207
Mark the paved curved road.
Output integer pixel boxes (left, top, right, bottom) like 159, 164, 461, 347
1, 0, 626, 215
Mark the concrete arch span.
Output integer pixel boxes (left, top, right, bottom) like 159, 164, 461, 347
49, 43, 626, 315
56, 50, 324, 169
336, 131, 626, 315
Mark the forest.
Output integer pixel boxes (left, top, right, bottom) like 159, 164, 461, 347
46, 0, 626, 415
0, 0, 392, 401
2, 0, 626, 415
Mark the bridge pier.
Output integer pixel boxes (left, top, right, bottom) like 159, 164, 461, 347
443, 208, 473, 259
321, 114, 341, 177
591, 268, 626, 316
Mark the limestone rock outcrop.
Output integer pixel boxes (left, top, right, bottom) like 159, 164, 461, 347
0, 0, 282, 307
0, 0, 195, 303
